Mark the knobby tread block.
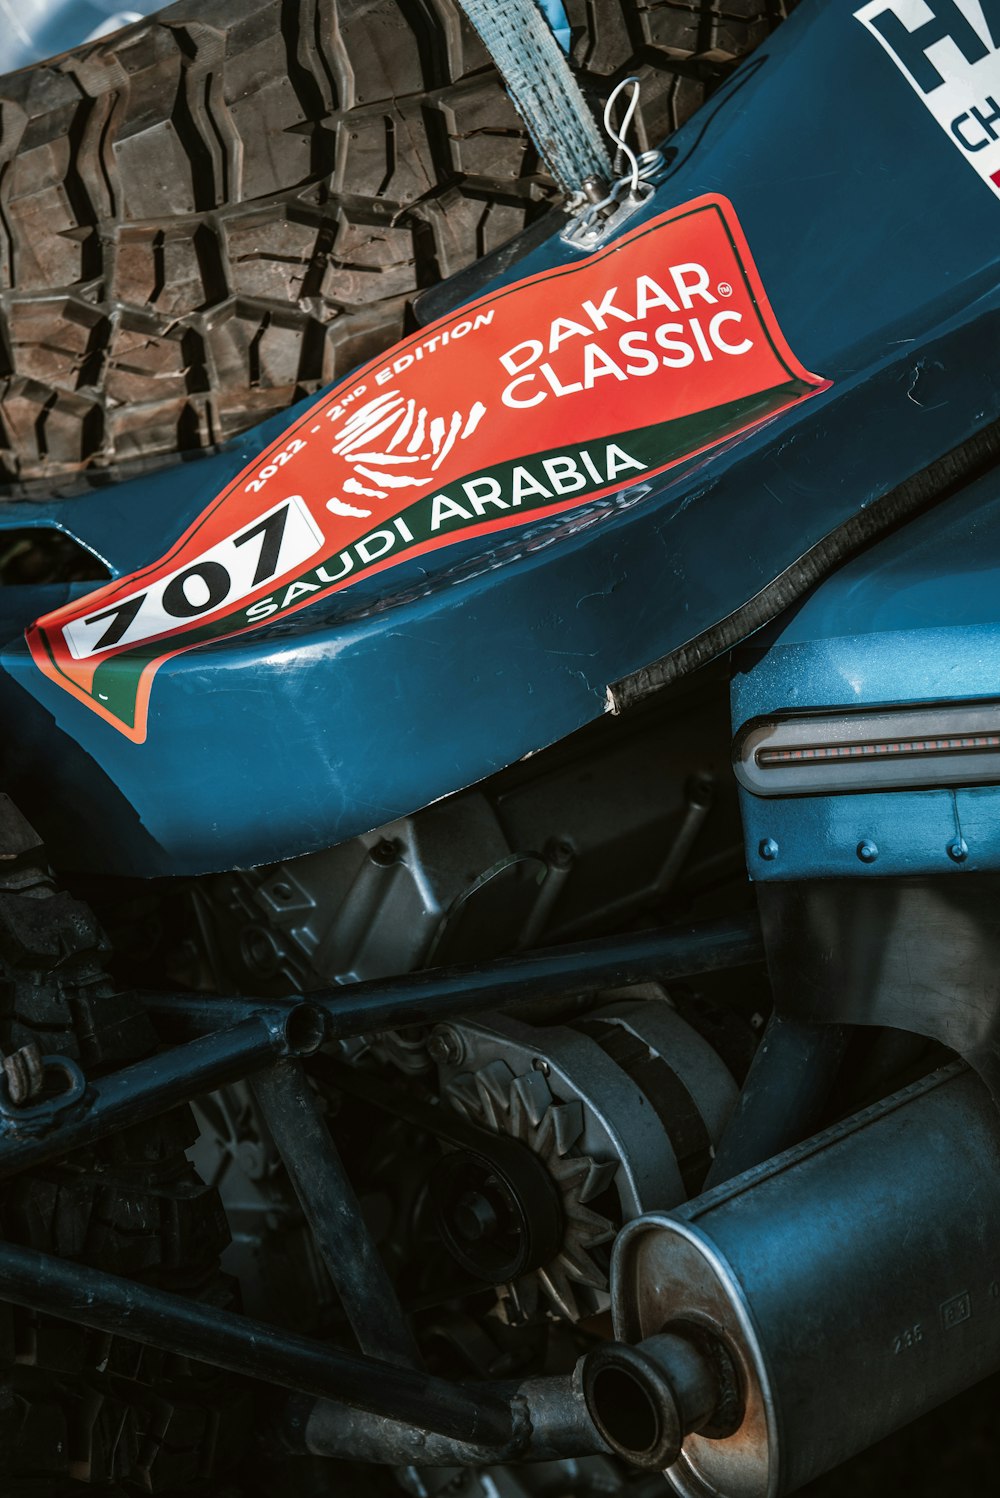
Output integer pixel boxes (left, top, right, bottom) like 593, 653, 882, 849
0, 0, 789, 493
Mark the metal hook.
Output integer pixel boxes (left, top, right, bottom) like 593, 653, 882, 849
562, 75, 667, 249
604, 75, 643, 196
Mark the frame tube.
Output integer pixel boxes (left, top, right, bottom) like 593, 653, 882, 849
146, 914, 764, 1040
0, 1240, 514, 1445
0, 1005, 324, 1181
251, 1058, 420, 1368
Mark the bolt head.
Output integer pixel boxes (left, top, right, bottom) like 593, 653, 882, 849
758, 838, 779, 862
857, 840, 879, 864
549, 839, 575, 868
369, 838, 399, 867
428, 1027, 464, 1066
948, 838, 969, 863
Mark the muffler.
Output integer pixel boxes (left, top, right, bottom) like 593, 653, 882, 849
584, 1062, 1000, 1495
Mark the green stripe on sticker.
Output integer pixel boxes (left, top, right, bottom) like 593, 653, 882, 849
27, 194, 829, 743
85, 383, 808, 732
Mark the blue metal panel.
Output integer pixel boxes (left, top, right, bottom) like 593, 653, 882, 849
0, 0, 160, 75
733, 470, 1000, 881
3, 0, 1000, 875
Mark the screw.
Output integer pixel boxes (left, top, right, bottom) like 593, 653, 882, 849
369, 838, 399, 867
758, 838, 779, 862
857, 840, 879, 864
687, 773, 715, 811
240, 924, 281, 976
532, 1056, 551, 1076
547, 838, 575, 869
427, 1027, 464, 1067
948, 838, 969, 863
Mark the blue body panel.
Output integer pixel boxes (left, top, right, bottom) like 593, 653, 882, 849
734, 468, 1000, 882
2, 0, 1000, 875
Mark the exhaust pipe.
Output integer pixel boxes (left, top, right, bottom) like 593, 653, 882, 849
586, 1063, 1000, 1494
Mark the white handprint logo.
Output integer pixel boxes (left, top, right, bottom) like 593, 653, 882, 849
326, 391, 487, 518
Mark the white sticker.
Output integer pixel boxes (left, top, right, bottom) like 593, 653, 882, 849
63, 495, 325, 660
855, 0, 1000, 200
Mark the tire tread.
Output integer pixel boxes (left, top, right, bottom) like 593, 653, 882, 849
0, 0, 789, 492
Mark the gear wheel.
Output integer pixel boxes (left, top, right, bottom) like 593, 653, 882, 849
443, 1057, 620, 1320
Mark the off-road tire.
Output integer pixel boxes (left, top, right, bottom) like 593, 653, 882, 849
0, 804, 250, 1492
0, 0, 790, 493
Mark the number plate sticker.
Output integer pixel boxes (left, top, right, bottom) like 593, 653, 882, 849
28, 193, 828, 742
61, 497, 324, 660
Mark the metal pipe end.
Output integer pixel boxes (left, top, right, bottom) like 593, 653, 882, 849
581, 1331, 723, 1471
282, 1004, 327, 1056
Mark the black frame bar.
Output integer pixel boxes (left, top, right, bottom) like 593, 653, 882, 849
251, 1058, 421, 1368
0, 914, 762, 1434
0, 1240, 512, 1445
146, 914, 764, 1042
0, 1004, 326, 1182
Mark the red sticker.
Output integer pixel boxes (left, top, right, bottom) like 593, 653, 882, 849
28, 194, 827, 742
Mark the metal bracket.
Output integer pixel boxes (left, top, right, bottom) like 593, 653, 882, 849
0, 1054, 88, 1136
561, 180, 663, 252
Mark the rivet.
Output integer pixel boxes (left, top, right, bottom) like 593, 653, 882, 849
758, 838, 779, 862
948, 838, 969, 863
856, 840, 879, 864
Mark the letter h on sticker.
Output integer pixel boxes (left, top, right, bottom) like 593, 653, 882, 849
869, 0, 998, 91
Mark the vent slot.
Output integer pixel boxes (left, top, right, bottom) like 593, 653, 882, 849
734, 702, 1000, 796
